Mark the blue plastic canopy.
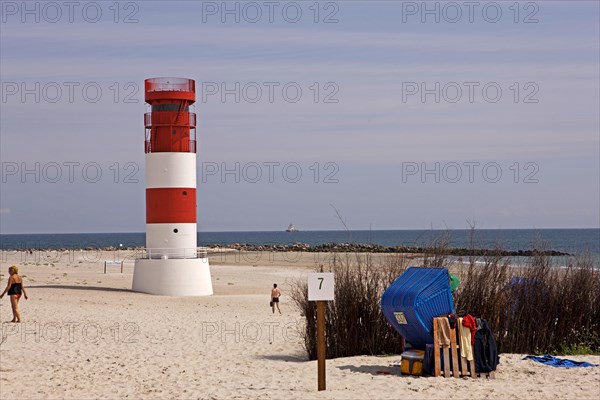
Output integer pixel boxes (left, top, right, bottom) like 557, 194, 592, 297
381, 267, 455, 347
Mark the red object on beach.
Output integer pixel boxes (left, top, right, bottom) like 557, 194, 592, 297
462, 314, 477, 345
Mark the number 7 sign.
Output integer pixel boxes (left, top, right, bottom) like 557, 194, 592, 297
308, 273, 335, 301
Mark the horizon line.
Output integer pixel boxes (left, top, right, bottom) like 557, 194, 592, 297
2, 227, 599, 236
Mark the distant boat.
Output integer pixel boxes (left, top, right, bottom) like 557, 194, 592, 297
286, 223, 298, 232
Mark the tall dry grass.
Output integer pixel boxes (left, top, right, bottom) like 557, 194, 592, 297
291, 230, 600, 358
455, 252, 600, 354
289, 253, 408, 360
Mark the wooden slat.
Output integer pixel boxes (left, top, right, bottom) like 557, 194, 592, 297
433, 318, 441, 377
460, 356, 468, 377
449, 325, 460, 378
442, 346, 450, 377
469, 359, 477, 378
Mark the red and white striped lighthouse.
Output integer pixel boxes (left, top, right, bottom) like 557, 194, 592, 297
133, 77, 213, 296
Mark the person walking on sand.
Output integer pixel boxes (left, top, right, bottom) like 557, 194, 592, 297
0, 265, 28, 323
271, 283, 282, 314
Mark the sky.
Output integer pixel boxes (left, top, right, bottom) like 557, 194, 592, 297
0, 0, 599, 233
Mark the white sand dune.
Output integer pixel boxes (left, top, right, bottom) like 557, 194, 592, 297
1, 251, 598, 399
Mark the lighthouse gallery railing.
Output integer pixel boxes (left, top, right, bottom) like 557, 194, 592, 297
139, 247, 208, 260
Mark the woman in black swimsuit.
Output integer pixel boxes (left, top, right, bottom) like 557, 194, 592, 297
0, 265, 28, 322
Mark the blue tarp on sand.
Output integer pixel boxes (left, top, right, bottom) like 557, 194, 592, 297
523, 355, 598, 368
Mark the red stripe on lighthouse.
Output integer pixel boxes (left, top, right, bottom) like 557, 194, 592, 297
146, 188, 196, 223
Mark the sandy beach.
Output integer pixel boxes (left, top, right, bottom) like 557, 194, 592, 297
1, 250, 598, 399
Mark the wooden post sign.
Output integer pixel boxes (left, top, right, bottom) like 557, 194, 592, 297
308, 272, 334, 391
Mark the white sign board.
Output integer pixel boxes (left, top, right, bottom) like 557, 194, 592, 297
308, 273, 335, 301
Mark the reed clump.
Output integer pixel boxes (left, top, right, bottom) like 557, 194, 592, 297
291, 230, 599, 358
289, 253, 408, 360
455, 252, 600, 355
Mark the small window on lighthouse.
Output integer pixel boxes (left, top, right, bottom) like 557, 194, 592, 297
182, 191, 187, 196
173, 228, 179, 233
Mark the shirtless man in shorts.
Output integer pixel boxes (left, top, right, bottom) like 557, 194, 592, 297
271, 283, 281, 314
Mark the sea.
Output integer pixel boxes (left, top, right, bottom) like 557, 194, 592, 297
1, 229, 598, 256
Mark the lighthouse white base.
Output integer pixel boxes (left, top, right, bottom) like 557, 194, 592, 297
132, 258, 213, 296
